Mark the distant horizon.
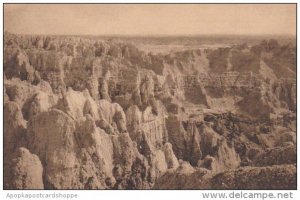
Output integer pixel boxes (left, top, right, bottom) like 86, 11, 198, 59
4, 31, 296, 38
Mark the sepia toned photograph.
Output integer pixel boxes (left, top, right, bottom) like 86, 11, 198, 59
3, 3, 296, 190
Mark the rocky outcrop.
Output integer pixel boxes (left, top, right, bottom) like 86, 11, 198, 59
4, 33, 296, 189
164, 143, 179, 169
166, 115, 202, 166
154, 164, 296, 189
27, 109, 79, 189
23, 93, 176, 189
25, 100, 149, 189
209, 164, 296, 189
252, 144, 296, 167
4, 148, 44, 189
4, 48, 40, 84
154, 161, 209, 189
4, 102, 27, 159
199, 124, 240, 172
126, 102, 168, 146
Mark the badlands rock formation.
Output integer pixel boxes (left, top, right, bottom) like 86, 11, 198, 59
4, 33, 296, 189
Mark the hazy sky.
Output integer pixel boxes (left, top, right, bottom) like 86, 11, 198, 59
4, 4, 296, 36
